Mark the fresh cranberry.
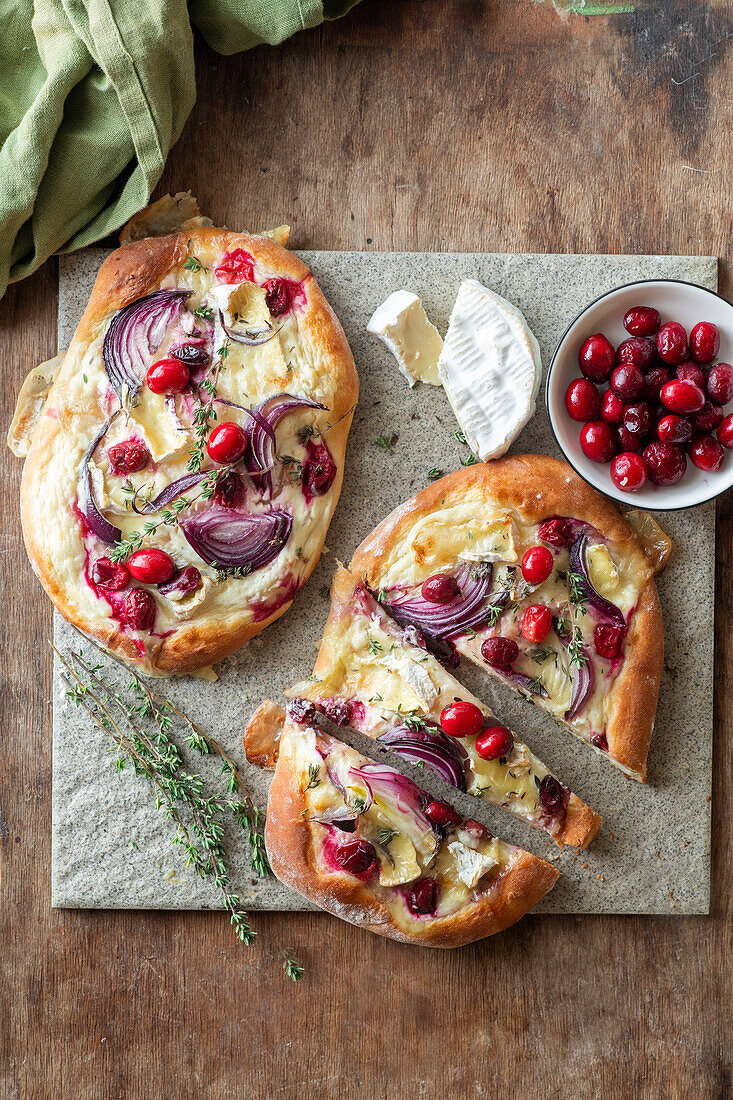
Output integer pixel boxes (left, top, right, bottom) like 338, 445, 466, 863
159, 566, 201, 597
617, 424, 643, 453
475, 726, 514, 761
580, 420, 616, 463
657, 414, 692, 444
565, 378, 600, 421
594, 624, 624, 660
425, 799, 462, 827
616, 337, 657, 371
146, 357, 189, 394
689, 321, 720, 365
600, 389, 625, 425
624, 306, 661, 337
405, 877, 439, 916
610, 452, 647, 493
692, 401, 725, 432
421, 573, 460, 604
611, 363, 643, 401
91, 556, 130, 591
640, 366, 671, 403
718, 414, 733, 449
689, 435, 724, 472
623, 402, 651, 436
207, 421, 248, 463
538, 775, 568, 817
333, 837, 377, 878
440, 701, 484, 738
127, 547, 176, 584
578, 334, 615, 382
123, 588, 156, 631
302, 440, 337, 500
656, 322, 688, 365
461, 819, 489, 843
322, 699, 351, 727
107, 439, 150, 474
480, 636, 519, 670
521, 545, 554, 585
263, 277, 290, 316
537, 518, 572, 548
171, 343, 211, 368
643, 441, 687, 485
706, 363, 733, 404
213, 470, 245, 508
675, 361, 706, 389
214, 248, 255, 284
521, 604, 552, 643
660, 379, 705, 415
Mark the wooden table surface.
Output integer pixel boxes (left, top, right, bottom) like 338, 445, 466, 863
2, 2, 732, 1096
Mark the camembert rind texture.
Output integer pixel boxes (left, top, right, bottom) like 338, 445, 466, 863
437, 280, 542, 461
20, 229, 358, 675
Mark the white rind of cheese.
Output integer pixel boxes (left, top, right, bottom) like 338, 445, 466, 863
446, 840, 498, 889
367, 291, 443, 386
437, 280, 542, 461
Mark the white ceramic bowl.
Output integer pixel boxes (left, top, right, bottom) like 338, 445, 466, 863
546, 278, 733, 511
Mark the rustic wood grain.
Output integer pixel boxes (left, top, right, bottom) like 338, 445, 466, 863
1, 1, 732, 1096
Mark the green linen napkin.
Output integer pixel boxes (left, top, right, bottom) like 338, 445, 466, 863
0, 0, 360, 302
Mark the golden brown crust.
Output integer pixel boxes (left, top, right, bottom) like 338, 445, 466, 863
265, 726, 558, 948
349, 455, 663, 782
559, 796, 602, 849
20, 228, 358, 676
243, 700, 286, 767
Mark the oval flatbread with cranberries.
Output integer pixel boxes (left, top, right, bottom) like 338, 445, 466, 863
349, 455, 663, 782
261, 707, 559, 948
20, 228, 357, 675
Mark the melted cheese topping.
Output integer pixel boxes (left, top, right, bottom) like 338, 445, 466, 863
31, 245, 350, 670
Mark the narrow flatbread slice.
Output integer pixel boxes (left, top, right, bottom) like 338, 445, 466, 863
349, 455, 664, 782
289, 566, 601, 849
258, 707, 558, 948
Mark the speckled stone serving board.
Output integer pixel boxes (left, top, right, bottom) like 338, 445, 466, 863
52, 249, 716, 915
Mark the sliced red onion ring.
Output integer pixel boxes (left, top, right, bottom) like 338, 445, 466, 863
378, 723, 469, 790
181, 507, 292, 571
78, 415, 121, 544
379, 563, 505, 641
496, 667, 549, 699
218, 311, 283, 346
348, 763, 437, 856
103, 290, 190, 398
555, 619, 595, 720
134, 470, 209, 514
569, 535, 625, 626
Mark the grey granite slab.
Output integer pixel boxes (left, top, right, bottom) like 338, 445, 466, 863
53, 250, 716, 915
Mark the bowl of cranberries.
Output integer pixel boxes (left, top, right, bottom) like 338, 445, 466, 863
547, 279, 733, 509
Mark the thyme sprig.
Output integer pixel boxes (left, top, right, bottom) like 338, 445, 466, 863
54, 647, 268, 941
281, 952, 305, 982
186, 342, 230, 474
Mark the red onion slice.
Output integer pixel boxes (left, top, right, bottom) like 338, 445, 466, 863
499, 668, 549, 699
78, 415, 122, 544
379, 563, 503, 640
569, 535, 625, 626
378, 723, 469, 790
103, 290, 190, 398
218, 311, 283, 346
133, 470, 209, 514
555, 619, 595, 719
181, 507, 292, 571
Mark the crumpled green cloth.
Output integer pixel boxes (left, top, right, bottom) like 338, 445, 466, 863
0, 0, 359, 301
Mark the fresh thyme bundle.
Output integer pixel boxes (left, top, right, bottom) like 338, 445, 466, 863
55, 645, 303, 979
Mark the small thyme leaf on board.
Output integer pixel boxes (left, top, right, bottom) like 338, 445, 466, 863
304, 763, 321, 791
281, 953, 305, 982
366, 634, 383, 656
378, 826, 398, 847
453, 430, 467, 444
375, 433, 398, 452
428, 467, 443, 480
460, 453, 478, 467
